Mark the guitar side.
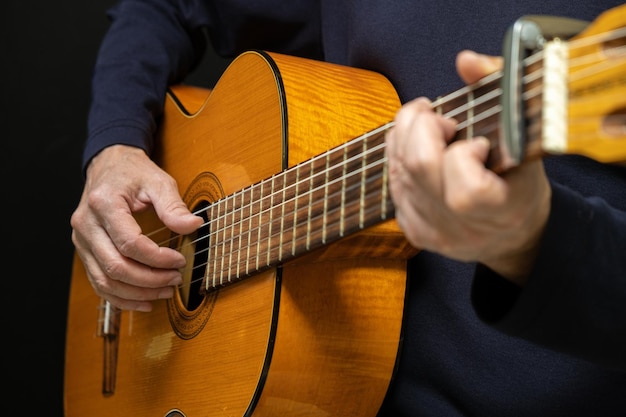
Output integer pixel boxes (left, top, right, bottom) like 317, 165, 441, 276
64, 51, 414, 417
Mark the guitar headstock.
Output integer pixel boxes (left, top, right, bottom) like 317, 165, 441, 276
547, 4, 626, 164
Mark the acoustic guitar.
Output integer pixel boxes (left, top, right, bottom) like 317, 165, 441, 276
64, 5, 626, 417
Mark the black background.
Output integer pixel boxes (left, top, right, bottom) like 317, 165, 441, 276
3, 1, 227, 415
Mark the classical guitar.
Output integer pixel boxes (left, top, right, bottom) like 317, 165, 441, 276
65, 5, 626, 417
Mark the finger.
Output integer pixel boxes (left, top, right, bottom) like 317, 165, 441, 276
392, 100, 457, 192
456, 50, 503, 85
140, 170, 204, 236
73, 214, 184, 288
89, 188, 189, 271
443, 137, 507, 214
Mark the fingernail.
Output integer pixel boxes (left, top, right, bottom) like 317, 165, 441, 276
158, 287, 175, 299
478, 53, 503, 73
169, 275, 183, 286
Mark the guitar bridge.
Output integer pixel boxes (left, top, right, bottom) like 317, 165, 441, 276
97, 299, 121, 396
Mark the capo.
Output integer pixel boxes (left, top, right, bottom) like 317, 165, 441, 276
501, 15, 588, 165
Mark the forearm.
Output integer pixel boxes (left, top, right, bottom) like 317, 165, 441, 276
473, 181, 626, 369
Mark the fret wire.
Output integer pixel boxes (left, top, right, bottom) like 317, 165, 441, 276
279, 171, 286, 261
432, 71, 501, 111
211, 200, 221, 289
340, 146, 348, 236
467, 88, 474, 139
292, 164, 300, 257
205, 204, 215, 290
206, 144, 385, 282
455, 104, 502, 132
196, 125, 392, 249
237, 189, 245, 278
359, 134, 368, 229
306, 159, 314, 250
256, 180, 264, 271
207, 167, 391, 281
200, 135, 388, 278
322, 152, 330, 244
443, 85, 501, 120
221, 195, 230, 286
229, 191, 238, 280
381, 140, 390, 220
197, 163, 389, 285
246, 185, 254, 276
266, 175, 275, 265
202, 136, 384, 256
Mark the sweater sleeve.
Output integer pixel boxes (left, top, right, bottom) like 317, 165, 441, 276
82, 0, 213, 171
472, 180, 626, 370
82, 0, 323, 171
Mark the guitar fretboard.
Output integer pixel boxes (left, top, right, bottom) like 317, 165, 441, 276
200, 124, 394, 291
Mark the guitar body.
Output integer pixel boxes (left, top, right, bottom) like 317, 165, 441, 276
65, 51, 415, 417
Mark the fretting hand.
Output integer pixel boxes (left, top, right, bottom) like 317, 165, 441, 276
386, 51, 551, 285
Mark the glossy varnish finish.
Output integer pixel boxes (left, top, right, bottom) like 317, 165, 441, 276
65, 50, 413, 417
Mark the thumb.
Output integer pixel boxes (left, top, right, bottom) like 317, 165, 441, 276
456, 50, 503, 84
151, 184, 204, 235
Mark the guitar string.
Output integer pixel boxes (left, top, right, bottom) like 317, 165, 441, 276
172, 27, 626, 291
152, 24, 624, 247
187, 129, 395, 288
134, 27, 624, 291
186, 28, 626, 290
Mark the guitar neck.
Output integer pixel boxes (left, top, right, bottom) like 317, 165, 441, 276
200, 124, 394, 291
198, 4, 626, 291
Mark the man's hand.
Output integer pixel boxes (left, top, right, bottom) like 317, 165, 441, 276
70, 145, 203, 311
385, 50, 551, 285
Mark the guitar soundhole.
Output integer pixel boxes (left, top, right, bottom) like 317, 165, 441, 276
168, 172, 221, 339
165, 410, 186, 417
186, 199, 211, 311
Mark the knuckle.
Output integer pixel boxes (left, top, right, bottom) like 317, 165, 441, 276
117, 235, 141, 259
102, 257, 126, 280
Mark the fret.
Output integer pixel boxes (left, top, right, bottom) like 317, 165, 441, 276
362, 131, 387, 222
245, 185, 256, 276
319, 145, 346, 244
280, 169, 297, 258
255, 180, 265, 271
322, 152, 330, 244
210, 201, 221, 289
381, 127, 391, 220
192, 202, 210, 296
220, 196, 230, 286
435, 72, 505, 171
293, 161, 312, 255
278, 172, 287, 261
291, 164, 300, 257
227, 191, 239, 281
267, 176, 275, 266
339, 136, 368, 235
306, 159, 314, 250
267, 172, 287, 264
323, 144, 350, 242
305, 150, 337, 250
359, 134, 368, 229
236, 189, 245, 279
469, 78, 502, 141
340, 145, 348, 236
466, 89, 474, 139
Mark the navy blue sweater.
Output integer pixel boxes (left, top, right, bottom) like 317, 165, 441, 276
84, 1, 626, 415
